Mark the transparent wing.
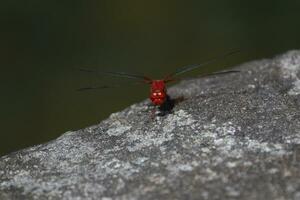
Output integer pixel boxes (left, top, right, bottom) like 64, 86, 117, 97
78, 68, 152, 83
77, 81, 146, 92
198, 70, 240, 78
174, 70, 240, 83
77, 85, 111, 91
166, 50, 240, 79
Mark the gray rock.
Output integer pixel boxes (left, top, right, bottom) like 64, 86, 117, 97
1, 51, 300, 200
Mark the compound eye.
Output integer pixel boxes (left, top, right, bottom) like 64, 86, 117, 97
153, 93, 157, 96
157, 92, 162, 96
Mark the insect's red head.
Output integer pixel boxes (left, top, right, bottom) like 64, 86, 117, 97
150, 80, 167, 105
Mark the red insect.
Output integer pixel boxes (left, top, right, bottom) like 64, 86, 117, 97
78, 51, 239, 107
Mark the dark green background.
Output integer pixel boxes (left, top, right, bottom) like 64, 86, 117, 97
1, 0, 300, 156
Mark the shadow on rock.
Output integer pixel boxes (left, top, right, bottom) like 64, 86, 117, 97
158, 95, 185, 116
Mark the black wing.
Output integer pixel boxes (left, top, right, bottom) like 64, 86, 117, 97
167, 50, 240, 78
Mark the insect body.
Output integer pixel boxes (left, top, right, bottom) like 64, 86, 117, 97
78, 50, 240, 107
150, 80, 167, 105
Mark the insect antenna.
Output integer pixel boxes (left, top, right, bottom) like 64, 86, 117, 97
164, 50, 240, 81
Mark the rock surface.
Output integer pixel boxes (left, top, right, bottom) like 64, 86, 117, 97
1, 51, 300, 200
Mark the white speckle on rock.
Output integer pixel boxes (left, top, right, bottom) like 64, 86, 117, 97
126, 130, 173, 152
225, 186, 240, 197
132, 157, 149, 165
201, 122, 243, 158
101, 197, 113, 200
167, 163, 195, 174
148, 174, 166, 184
248, 84, 256, 89
288, 79, 300, 95
176, 164, 194, 172
116, 178, 125, 192
204, 168, 218, 181
106, 120, 131, 136
201, 121, 292, 159
268, 168, 279, 174
126, 110, 195, 153
226, 161, 238, 168
100, 158, 139, 178
162, 109, 196, 133
246, 138, 287, 156
243, 161, 253, 167
201, 147, 210, 153
278, 50, 300, 95
284, 133, 300, 144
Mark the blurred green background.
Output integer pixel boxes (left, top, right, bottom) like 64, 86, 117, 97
1, 0, 300, 156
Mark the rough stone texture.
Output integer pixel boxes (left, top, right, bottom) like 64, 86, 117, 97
1, 51, 300, 200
